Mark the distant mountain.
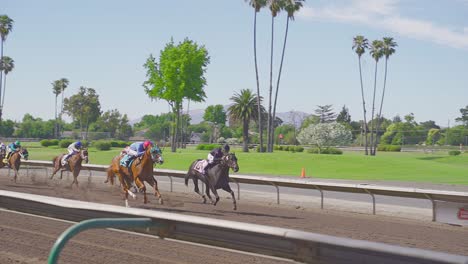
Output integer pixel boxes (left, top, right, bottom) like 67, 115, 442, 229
130, 107, 310, 127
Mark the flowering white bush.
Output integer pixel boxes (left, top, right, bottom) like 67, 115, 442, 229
297, 122, 352, 150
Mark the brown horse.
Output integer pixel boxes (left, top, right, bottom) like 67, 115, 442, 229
106, 145, 164, 207
0, 148, 29, 183
51, 149, 89, 187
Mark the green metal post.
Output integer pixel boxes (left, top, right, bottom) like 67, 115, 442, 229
48, 218, 159, 264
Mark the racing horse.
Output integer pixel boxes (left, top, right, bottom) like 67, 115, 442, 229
106, 144, 164, 207
1, 148, 29, 183
185, 152, 239, 210
51, 149, 89, 187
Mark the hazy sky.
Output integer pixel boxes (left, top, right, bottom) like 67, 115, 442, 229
2, 0, 468, 126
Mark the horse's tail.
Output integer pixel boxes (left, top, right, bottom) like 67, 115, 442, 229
106, 166, 115, 185
184, 172, 190, 186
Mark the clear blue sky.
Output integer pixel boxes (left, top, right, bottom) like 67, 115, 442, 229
2, 0, 468, 127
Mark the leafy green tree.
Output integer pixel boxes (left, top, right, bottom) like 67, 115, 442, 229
297, 122, 352, 152
374, 37, 397, 152
14, 114, 54, 138
420, 120, 440, 130
352, 35, 369, 155
426, 128, 441, 145
203, 104, 227, 125
228, 89, 264, 152
455, 105, 468, 127
275, 124, 296, 145
63, 87, 102, 139
0, 15, 13, 122
94, 109, 132, 138
369, 39, 384, 155
271, 0, 303, 152
245, 0, 268, 152
143, 38, 210, 152
300, 115, 320, 130
0, 119, 14, 136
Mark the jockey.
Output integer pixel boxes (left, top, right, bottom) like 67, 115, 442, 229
61, 141, 82, 166
121, 140, 152, 167
5, 140, 21, 161
204, 144, 230, 175
0, 142, 6, 156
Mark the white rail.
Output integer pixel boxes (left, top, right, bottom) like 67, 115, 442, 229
1, 190, 467, 264
22, 160, 468, 221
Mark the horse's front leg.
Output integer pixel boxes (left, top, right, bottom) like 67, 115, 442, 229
148, 176, 163, 205
223, 185, 237, 210
71, 170, 80, 188
206, 182, 218, 205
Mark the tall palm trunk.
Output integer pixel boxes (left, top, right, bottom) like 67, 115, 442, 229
271, 16, 290, 151
374, 58, 388, 154
0, 41, 4, 122
59, 88, 65, 137
2, 73, 7, 113
267, 16, 275, 152
370, 60, 379, 155
358, 56, 368, 155
54, 95, 58, 138
243, 119, 249, 152
253, 11, 263, 153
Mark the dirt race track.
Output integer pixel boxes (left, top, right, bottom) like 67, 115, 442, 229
0, 170, 468, 263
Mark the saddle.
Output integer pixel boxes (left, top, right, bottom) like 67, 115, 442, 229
194, 159, 208, 174
120, 155, 137, 167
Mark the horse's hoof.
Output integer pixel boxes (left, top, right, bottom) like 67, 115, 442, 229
158, 199, 163, 205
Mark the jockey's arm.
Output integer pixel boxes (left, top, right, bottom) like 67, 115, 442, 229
207, 153, 215, 164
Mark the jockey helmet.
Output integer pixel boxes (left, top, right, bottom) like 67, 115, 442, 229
223, 144, 230, 153
15, 140, 21, 146
143, 140, 152, 149
76, 141, 82, 148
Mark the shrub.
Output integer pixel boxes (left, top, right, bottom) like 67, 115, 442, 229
217, 137, 226, 143
377, 145, 401, 152
196, 144, 219, 151
41, 139, 60, 147
59, 139, 74, 148
93, 140, 112, 151
110, 140, 130, 148
256, 144, 266, 152
294, 146, 304, 152
449, 150, 461, 156
307, 147, 343, 155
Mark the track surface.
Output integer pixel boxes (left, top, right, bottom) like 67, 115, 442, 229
0, 170, 468, 263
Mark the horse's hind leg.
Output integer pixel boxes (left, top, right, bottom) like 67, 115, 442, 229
193, 178, 207, 204
222, 185, 237, 210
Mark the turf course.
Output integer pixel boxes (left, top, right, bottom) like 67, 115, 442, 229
21, 142, 468, 185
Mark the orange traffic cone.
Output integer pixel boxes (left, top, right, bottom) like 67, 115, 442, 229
301, 167, 306, 178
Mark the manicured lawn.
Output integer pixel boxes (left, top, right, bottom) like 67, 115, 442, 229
22, 143, 468, 185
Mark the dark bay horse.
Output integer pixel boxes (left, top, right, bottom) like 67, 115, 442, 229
185, 153, 239, 210
1, 148, 29, 183
106, 145, 164, 207
51, 149, 89, 187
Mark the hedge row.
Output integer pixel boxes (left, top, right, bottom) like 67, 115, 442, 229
196, 144, 220, 151
377, 145, 402, 152
40, 139, 131, 150
307, 148, 343, 155
273, 145, 304, 152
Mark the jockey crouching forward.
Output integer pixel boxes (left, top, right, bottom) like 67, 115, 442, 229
120, 140, 152, 167
5, 140, 21, 162
61, 141, 82, 166
203, 144, 230, 176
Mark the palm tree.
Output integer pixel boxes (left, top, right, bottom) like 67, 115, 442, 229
0, 56, 14, 114
374, 37, 397, 154
58, 78, 69, 137
228, 89, 265, 152
271, 0, 303, 151
0, 15, 14, 122
266, 0, 282, 152
52, 80, 63, 137
245, 0, 267, 152
352, 35, 369, 155
369, 39, 384, 155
